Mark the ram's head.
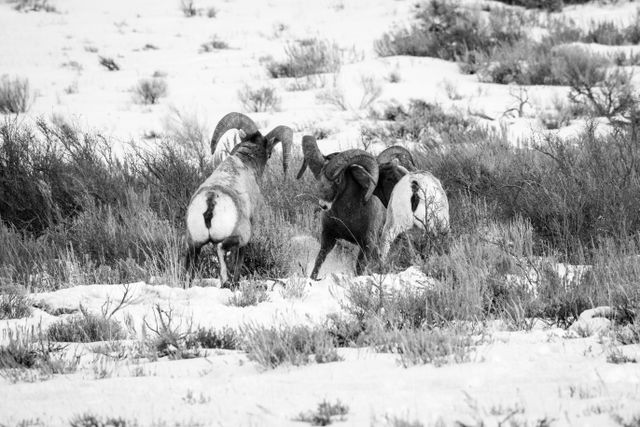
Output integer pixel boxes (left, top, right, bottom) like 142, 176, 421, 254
297, 136, 378, 211
374, 145, 417, 207
210, 112, 293, 174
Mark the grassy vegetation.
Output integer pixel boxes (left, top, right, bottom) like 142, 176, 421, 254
264, 38, 343, 78
0, 75, 32, 114
295, 400, 349, 426
0, 328, 80, 383
375, 0, 640, 115
361, 101, 640, 327
190, 326, 239, 350
0, 285, 31, 319
199, 35, 229, 52
241, 323, 341, 369
134, 77, 168, 105
237, 85, 281, 112
98, 56, 119, 71
70, 413, 136, 427
47, 307, 126, 343
0, 119, 314, 290
11, 0, 57, 13
490, 0, 590, 12
227, 281, 269, 307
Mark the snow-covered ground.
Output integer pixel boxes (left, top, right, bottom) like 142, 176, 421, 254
1, 0, 637, 151
2, 0, 640, 425
1, 270, 639, 426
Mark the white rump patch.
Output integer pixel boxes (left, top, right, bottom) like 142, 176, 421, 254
207, 193, 238, 241
186, 193, 211, 244
186, 191, 238, 244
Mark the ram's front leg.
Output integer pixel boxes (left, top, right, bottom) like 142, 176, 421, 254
311, 232, 336, 280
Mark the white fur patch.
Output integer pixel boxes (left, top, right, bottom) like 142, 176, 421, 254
186, 193, 211, 244
186, 191, 238, 244
319, 199, 332, 211
207, 193, 238, 242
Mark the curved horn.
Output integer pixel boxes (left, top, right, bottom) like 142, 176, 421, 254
210, 112, 259, 155
325, 149, 379, 201
297, 135, 325, 180
377, 146, 416, 170
264, 125, 293, 174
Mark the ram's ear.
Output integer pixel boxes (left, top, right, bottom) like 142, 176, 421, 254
267, 136, 276, 152
390, 158, 410, 178
238, 129, 247, 140
350, 165, 377, 202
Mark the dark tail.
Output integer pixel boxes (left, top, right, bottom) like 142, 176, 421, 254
203, 193, 216, 228
410, 180, 420, 212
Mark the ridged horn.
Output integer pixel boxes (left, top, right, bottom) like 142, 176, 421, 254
210, 112, 259, 155
377, 146, 416, 170
325, 149, 379, 201
265, 125, 293, 174
297, 135, 325, 180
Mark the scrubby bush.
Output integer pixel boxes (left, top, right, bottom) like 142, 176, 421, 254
376, 1, 485, 59
265, 38, 342, 78
295, 400, 349, 426
365, 100, 486, 147
0, 120, 129, 234
0, 75, 33, 114
475, 39, 565, 86
582, 14, 640, 46
366, 100, 640, 265
0, 329, 80, 382
134, 77, 168, 105
489, 0, 563, 12
190, 326, 239, 350
199, 35, 229, 52
237, 85, 280, 112
98, 56, 119, 71
47, 307, 125, 342
227, 281, 269, 307
0, 285, 31, 319
375, 1, 525, 63
69, 413, 135, 427
491, 0, 594, 11
242, 323, 341, 369
12, 0, 57, 13
421, 123, 640, 256
554, 47, 638, 118
317, 74, 382, 111
144, 304, 202, 359
179, 0, 197, 17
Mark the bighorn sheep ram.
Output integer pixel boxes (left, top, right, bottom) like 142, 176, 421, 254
297, 136, 384, 280
375, 146, 450, 261
184, 112, 292, 286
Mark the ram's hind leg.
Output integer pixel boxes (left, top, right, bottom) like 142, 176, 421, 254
356, 240, 380, 276
216, 244, 230, 287
231, 246, 245, 284
184, 243, 202, 288
218, 235, 242, 288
